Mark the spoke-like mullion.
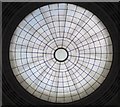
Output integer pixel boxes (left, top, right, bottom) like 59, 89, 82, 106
64, 62, 81, 99
61, 4, 68, 47
39, 8, 58, 48
18, 26, 54, 50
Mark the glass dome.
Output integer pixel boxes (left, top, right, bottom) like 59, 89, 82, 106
9, 3, 113, 103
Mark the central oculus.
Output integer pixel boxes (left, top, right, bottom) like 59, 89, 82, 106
54, 48, 69, 62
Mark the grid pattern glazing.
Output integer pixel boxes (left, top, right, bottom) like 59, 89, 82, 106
9, 3, 113, 103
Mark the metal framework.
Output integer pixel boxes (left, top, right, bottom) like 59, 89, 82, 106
9, 3, 113, 103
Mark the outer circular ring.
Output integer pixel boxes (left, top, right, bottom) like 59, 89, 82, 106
2, 2, 119, 105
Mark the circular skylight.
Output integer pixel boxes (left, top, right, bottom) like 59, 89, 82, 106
9, 3, 113, 103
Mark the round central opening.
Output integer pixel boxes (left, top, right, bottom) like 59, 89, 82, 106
54, 48, 68, 62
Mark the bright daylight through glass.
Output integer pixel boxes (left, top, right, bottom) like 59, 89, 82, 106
9, 3, 113, 103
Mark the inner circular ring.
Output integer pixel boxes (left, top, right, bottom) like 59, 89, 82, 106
54, 48, 69, 62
